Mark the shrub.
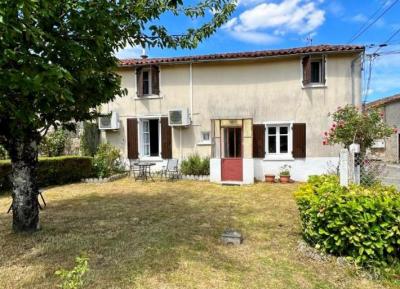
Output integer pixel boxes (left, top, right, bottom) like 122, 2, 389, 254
180, 154, 210, 175
55, 255, 89, 289
80, 122, 100, 156
295, 175, 400, 267
0, 156, 93, 193
92, 143, 123, 178
0, 145, 8, 160
40, 129, 71, 157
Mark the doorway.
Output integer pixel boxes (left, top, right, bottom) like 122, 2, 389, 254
221, 127, 243, 181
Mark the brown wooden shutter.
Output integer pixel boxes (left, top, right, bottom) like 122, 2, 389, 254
127, 118, 138, 159
292, 123, 306, 158
161, 117, 172, 159
136, 67, 143, 97
151, 65, 160, 95
252, 124, 265, 158
302, 56, 311, 86
321, 55, 326, 84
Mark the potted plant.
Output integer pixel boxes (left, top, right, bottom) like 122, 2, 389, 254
264, 174, 275, 183
279, 164, 291, 183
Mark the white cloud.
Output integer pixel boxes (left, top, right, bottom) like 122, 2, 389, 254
115, 44, 142, 59
223, 0, 325, 44
350, 13, 368, 23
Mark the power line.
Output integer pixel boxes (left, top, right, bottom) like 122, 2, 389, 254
363, 55, 376, 104
374, 27, 400, 54
348, 0, 400, 44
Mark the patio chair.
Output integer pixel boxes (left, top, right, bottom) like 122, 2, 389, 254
129, 159, 140, 180
161, 159, 180, 181
7, 189, 47, 214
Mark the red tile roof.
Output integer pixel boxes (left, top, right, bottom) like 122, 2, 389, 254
119, 44, 364, 67
367, 93, 400, 108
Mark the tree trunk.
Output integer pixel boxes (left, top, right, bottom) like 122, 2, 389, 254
9, 135, 40, 232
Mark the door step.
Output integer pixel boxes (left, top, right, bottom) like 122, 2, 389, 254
221, 181, 243, 186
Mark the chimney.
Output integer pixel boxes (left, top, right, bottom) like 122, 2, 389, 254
141, 47, 148, 59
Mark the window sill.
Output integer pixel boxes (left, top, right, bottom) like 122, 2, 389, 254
197, 141, 212, 146
302, 84, 327, 89
139, 156, 164, 162
135, 95, 162, 100
264, 156, 294, 161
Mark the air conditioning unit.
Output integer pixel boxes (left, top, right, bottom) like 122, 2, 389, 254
371, 139, 385, 149
168, 109, 190, 126
98, 111, 120, 130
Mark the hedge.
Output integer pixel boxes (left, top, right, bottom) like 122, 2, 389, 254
0, 156, 93, 193
295, 175, 400, 267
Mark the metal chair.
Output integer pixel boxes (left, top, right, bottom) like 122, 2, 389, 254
161, 159, 180, 181
7, 189, 46, 214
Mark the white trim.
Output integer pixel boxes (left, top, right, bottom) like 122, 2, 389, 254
264, 122, 293, 160
134, 95, 163, 100
300, 54, 328, 89
137, 116, 162, 159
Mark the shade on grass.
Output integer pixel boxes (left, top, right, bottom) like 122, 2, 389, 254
0, 179, 398, 289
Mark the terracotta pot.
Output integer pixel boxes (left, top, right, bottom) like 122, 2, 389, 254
279, 175, 290, 183
264, 174, 275, 183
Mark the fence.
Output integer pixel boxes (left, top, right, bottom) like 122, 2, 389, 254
339, 144, 387, 187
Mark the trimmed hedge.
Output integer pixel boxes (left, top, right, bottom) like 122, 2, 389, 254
295, 175, 400, 267
0, 156, 93, 193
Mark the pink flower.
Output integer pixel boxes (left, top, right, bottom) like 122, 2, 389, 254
324, 131, 328, 136
323, 140, 328, 145
380, 112, 384, 117
394, 128, 398, 133
332, 123, 336, 128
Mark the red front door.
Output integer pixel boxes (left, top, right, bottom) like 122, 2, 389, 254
221, 127, 243, 181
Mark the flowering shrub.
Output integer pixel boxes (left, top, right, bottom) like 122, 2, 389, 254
322, 105, 396, 152
295, 175, 400, 267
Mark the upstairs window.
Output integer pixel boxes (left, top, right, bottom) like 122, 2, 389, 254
136, 65, 160, 97
302, 55, 326, 86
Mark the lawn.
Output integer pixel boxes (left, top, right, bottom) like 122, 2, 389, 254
0, 178, 397, 289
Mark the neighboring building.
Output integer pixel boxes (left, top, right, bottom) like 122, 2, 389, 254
99, 45, 364, 184
367, 94, 400, 163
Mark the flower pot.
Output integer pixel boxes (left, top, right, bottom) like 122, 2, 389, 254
264, 174, 275, 183
279, 175, 290, 183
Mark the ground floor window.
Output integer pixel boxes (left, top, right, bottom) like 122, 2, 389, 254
265, 123, 293, 159
223, 127, 242, 158
140, 119, 160, 157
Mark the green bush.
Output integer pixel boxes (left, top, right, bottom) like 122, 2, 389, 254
92, 143, 123, 178
0, 156, 93, 193
40, 129, 71, 157
180, 154, 210, 175
295, 175, 400, 267
0, 145, 8, 160
80, 122, 100, 156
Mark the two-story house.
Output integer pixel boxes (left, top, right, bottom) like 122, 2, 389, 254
99, 45, 364, 184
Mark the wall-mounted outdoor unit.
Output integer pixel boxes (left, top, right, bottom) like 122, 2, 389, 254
168, 109, 190, 126
371, 139, 385, 149
98, 111, 120, 130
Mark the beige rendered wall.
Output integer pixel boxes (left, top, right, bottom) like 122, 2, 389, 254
100, 53, 362, 160
383, 102, 400, 162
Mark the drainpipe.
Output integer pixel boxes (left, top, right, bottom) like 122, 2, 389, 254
351, 52, 363, 109
189, 63, 193, 123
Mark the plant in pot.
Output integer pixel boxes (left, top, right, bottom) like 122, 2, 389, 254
264, 174, 275, 183
279, 165, 291, 183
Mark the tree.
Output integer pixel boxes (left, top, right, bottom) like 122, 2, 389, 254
322, 105, 396, 153
0, 0, 235, 232
80, 122, 100, 157
40, 129, 70, 157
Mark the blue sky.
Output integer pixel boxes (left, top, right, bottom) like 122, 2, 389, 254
117, 0, 400, 102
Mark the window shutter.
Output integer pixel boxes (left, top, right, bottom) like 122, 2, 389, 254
292, 123, 306, 158
302, 56, 311, 86
127, 118, 138, 159
151, 65, 160, 95
321, 55, 326, 84
252, 124, 265, 158
136, 67, 143, 97
161, 117, 172, 159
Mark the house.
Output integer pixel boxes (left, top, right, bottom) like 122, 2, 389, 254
99, 45, 364, 184
367, 94, 400, 163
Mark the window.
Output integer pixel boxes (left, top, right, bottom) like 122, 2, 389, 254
140, 119, 160, 157
265, 123, 293, 159
199, 131, 211, 144
142, 69, 151, 95
302, 55, 325, 86
136, 66, 160, 97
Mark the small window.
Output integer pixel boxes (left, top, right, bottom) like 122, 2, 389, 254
302, 56, 325, 86
266, 124, 292, 156
142, 69, 151, 95
310, 60, 321, 83
201, 131, 210, 142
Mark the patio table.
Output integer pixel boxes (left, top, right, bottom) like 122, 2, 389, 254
133, 162, 156, 181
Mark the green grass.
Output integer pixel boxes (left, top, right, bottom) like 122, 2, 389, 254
0, 178, 398, 289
